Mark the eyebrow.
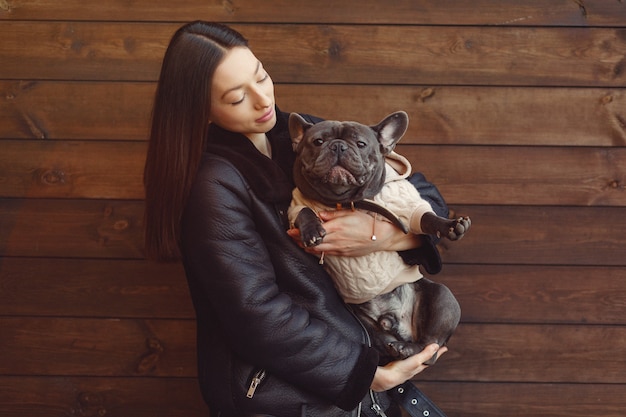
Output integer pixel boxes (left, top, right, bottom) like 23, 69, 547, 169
220, 60, 262, 100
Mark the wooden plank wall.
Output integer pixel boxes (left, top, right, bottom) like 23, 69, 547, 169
1, 1, 625, 416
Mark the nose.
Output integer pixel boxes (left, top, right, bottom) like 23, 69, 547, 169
251, 84, 272, 109
330, 140, 348, 153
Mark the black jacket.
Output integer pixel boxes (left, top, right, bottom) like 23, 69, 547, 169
180, 109, 447, 417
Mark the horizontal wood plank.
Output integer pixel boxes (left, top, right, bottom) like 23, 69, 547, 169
0, 140, 146, 199
0, 317, 197, 377
415, 381, 626, 417
1, 377, 625, 417
2, 201, 625, 266
0, 376, 207, 417
444, 204, 626, 266
277, 85, 626, 147
2, 140, 625, 206
2, 260, 624, 326
0, 258, 193, 318
0, 198, 145, 259
0, 80, 153, 140
2, 23, 626, 86
437, 264, 626, 325
426, 323, 626, 384
402, 146, 626, 207
1, 317, 624, 384
3, 81, 626, 147
2, 0, 625, 26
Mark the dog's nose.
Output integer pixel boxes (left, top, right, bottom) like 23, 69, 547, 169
330, 141, 348, 153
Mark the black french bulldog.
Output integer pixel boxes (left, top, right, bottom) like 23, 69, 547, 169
288, 111, 470, 365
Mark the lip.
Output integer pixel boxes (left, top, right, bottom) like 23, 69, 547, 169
256, 106, 275, 123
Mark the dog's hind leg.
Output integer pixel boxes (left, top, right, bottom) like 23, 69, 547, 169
414, 278, 461, 364
387, 278, 461, 363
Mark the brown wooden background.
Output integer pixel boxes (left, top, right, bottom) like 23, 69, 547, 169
1, 1, 625, 416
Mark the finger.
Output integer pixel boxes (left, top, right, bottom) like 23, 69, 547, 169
408, 344, 443, 376
424, 343, 441, 356
417, 343, 441, 364
397, 343, 440, 369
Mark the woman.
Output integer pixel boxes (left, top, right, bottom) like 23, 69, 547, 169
144, 21, 448, 417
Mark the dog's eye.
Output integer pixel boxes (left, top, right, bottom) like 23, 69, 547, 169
313, 139, 324, 146
356, 141, 367, 148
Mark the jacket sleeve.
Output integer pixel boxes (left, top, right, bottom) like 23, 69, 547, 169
181, 156, 379, 409
397, 172, 449, 274
408, 171, 449, 220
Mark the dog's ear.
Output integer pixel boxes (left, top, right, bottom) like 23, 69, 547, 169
289, 113, 314, 152
370, 111, 409, 155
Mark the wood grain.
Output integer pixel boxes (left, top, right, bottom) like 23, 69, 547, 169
0, 317, 197, 377
2, 2, 625, 416
2, 377, 624, 417
3, 81, 626, 147
0, 80, 154, 140
2, 260, 624, 326
0, 258, 193, 318
0, 376, 208, 417
1, 0, 625, 26
437, 264, 626, 325
2, 140, 625, 206
0, 140, 146, 199
415, 381, 626, 417
2, 201, 625, 265
422, 323, 626, 384
402, 145, 626, 206
2, 23, 626, 86
1, 317, 624, 384
0, 198, 145, 259
443, 204, 626, 266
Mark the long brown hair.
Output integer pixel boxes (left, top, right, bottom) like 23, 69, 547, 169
143, 21, 249, 262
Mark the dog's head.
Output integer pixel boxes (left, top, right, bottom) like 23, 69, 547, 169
289, 111, 409, 205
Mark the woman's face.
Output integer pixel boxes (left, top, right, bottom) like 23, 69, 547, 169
209, 47, 276, 138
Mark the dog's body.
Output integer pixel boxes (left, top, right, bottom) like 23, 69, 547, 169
290, 151, 437, 304
288, 111, 469, 364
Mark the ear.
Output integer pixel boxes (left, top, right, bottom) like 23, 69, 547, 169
370, 111, 409, 155
289, 113, 314, 151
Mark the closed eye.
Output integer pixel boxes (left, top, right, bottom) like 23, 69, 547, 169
231, 96, 245, 105
231, 73, 269, 105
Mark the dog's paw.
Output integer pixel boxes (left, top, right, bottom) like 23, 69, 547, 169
300, 224, 326, 247
386, 341, 422, 360
387, 341, 441, 365
445, 216, 471, 241
295, 208, 327, 247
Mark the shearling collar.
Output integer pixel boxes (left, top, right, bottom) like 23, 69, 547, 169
204, 107, 295, 205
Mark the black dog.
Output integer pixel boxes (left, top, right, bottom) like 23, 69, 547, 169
288, 111, 469, 364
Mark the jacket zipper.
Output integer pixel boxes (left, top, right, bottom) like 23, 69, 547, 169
246, 369, 266, 398
347, 306, 388, 417
369, 392, 388, 417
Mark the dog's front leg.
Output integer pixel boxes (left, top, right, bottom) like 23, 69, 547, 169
420, 212, 471, 241
294, 207, 326, 247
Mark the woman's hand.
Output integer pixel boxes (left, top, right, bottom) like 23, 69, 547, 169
287, 209, 421, 257
371, 344, 447, 392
